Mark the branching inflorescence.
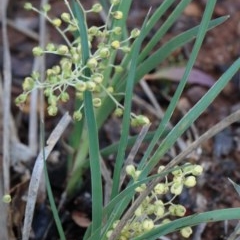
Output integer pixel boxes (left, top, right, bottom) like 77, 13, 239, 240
16, 0, 149, 126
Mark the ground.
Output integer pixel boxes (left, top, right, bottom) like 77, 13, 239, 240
1, 0, 240, 239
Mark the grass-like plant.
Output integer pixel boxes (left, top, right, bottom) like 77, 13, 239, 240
15, 0, 240, 239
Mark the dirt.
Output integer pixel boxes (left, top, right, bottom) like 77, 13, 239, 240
1, 0, 240, 239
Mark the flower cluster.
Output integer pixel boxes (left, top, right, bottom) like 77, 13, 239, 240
15, 0, 149, 126
106, 163, 203, 239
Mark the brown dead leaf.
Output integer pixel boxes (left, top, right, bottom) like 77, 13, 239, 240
72, 211, 91, 228
184, 2, 202, 17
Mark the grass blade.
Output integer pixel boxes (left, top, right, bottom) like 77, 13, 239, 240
140, 0, 218, 174
73, 2, 103, 236
110, 11, 150, 199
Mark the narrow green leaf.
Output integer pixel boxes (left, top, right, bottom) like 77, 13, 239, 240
141, 0, 218, 174
73, 1, 103, 236
133, 208, 240, 240
110, 11, 150, 199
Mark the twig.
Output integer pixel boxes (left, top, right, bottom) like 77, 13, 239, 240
119, 124, 150, 187
7, 19, 39, 41
22, 112, 71, 240
2, 0, 11, 196
109, 109, 240, 240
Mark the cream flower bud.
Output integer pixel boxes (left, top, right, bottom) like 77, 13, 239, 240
154, 183, 166, 195
42, 3, 51, 12
131, 28, 140, 38
92, 3, 102, 13
172, 167, 182, 176
24, 3, 33, 10
192, 165, 203, 176
92, 74, 103, 84
180, 227, 192, 238
146, 205, 155, 215
112, 11, 123, 20
61, 12, 71, 22
32, 46, 44, 56
15, 94, 27, 104
93, 98, 102, 108
142, 219, 154, 231
170, 182, 183, 195
87, 58, 98, 69
114, 108, 123, 117
52, 18, 62, 27
76, 81, 87, 92
86, 81, 96, 91
135, 184, 146, 192
57, 45, 69, 55
134, 206, 143, 217
154, 205, 165, 217
113, 27, 122, 35
23, 77, 35, 91
175, 204, 186, 217
46, 43, 56, 51
60, 92, 69, 102
125, 164, 135, 176
113, 67, 122, 75
107, 87, 114, 93
111, 40, 120, 49
184, 176, 196, 188
2, 194, 11, 203
99, 47, 110, 58
73, 111, 83, 121
47, 105, 58, 116
110, 0, 121, 5
157, 165, 165, 173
